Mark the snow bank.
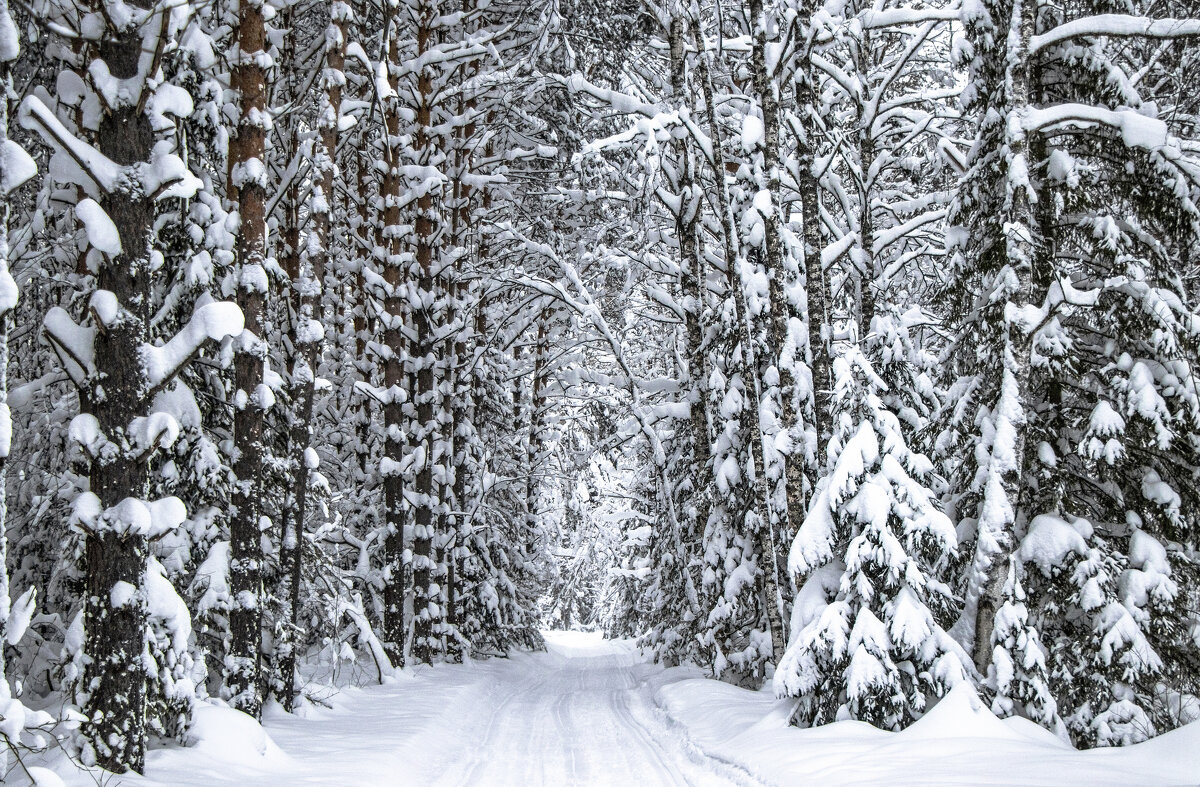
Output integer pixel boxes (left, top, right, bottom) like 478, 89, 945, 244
657, 677, 1200, 785
33, 634, 1198, 786
185, 703, 289, 766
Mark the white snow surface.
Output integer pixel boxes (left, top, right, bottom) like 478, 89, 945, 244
659, 676, 1200, 785
75, 198, 122, 255
36, 632, 1200, 786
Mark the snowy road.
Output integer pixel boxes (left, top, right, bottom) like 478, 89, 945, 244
88, 632, 757, 787
424, 633, 754, 786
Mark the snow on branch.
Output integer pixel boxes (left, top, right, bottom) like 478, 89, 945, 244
822, 232, 859, 268
860, 5, 960, 29
72, 492, 187, 539
564, 74, 661, 119
873, 209, 948, 256
0, 138, 36, 194
76, 199, 122, 256
142, 301, 244, 391
18, 95, 121, 192
1024, 104, 1170, 151
43, 307, 97, 385
1030, 15, 1200, 54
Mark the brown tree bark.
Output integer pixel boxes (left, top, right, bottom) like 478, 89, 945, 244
228, 0, 270, 718
409, 0, 447, 665
380, 0, 408, 665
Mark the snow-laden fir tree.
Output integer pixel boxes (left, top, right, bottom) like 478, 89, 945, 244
18, 0, 244, 766
936, 0, 1200, 744
0, 2, 52, 775
776, 347, 968, 729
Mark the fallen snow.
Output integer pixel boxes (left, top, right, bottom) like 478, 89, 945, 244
25, 632, 1200, 786
658, 670, 1200, 785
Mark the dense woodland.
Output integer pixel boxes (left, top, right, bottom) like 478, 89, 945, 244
1, 0, 1200, 777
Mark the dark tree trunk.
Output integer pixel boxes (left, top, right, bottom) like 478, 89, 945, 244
380, 0, 408, 665
228, 0, 269, 718
77, 22, 158, 770
410, 0, 442, 664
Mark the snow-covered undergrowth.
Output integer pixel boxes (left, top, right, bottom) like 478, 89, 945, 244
657, 673, 1200, 785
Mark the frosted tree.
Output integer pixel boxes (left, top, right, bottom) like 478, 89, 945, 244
776, 348, 967, 728
986, 554, 1057, 730
0, 1, 47, 776
812, 0, 961, 346
0, 0, 31, 685
19, 0, 244, 767
937, 0, 1200, 742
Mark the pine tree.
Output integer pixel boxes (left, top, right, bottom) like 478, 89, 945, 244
0, 2, 43, 775
777, 348, 967, 728
937, 0, 1200, 742
20, 0, 243, 766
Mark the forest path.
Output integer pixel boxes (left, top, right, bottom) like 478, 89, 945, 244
418, 631, 757, 787
102, 632, 759, 787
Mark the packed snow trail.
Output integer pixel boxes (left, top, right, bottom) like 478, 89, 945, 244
67, 632, 756, 787
423, 633, 754, 786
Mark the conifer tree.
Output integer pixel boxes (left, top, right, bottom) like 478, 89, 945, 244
777, 348, 967, 728
20, 0, 243, 766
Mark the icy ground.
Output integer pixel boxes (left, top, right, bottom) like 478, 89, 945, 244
36, 631, 1200, 785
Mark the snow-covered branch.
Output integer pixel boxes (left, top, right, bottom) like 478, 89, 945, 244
1030, 15, 1200, 54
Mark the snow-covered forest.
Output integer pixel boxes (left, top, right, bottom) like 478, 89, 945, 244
1, 0, 1200, 782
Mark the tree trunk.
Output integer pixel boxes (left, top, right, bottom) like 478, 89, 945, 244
277, 126, 303, 702
526, 308, 551, 534
968, 0, 1039, 675
748, 0, 794, 659
691, 14, 784, 669
668, 13, 712, 548
380, 0, 407, 665
854, 29, 878, 340
85, 64, 157, 776
229, 0, 270, 718
411, 0, 442, 664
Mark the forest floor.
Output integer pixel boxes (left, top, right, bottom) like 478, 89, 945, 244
40, 631, 1200, 786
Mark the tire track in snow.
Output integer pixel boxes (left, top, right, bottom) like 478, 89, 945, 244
421, 637, 767, 786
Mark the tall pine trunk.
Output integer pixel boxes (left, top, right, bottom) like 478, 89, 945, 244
410, 0, 442, 664
380, 0, 407, 665
229, 0, 270, 718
